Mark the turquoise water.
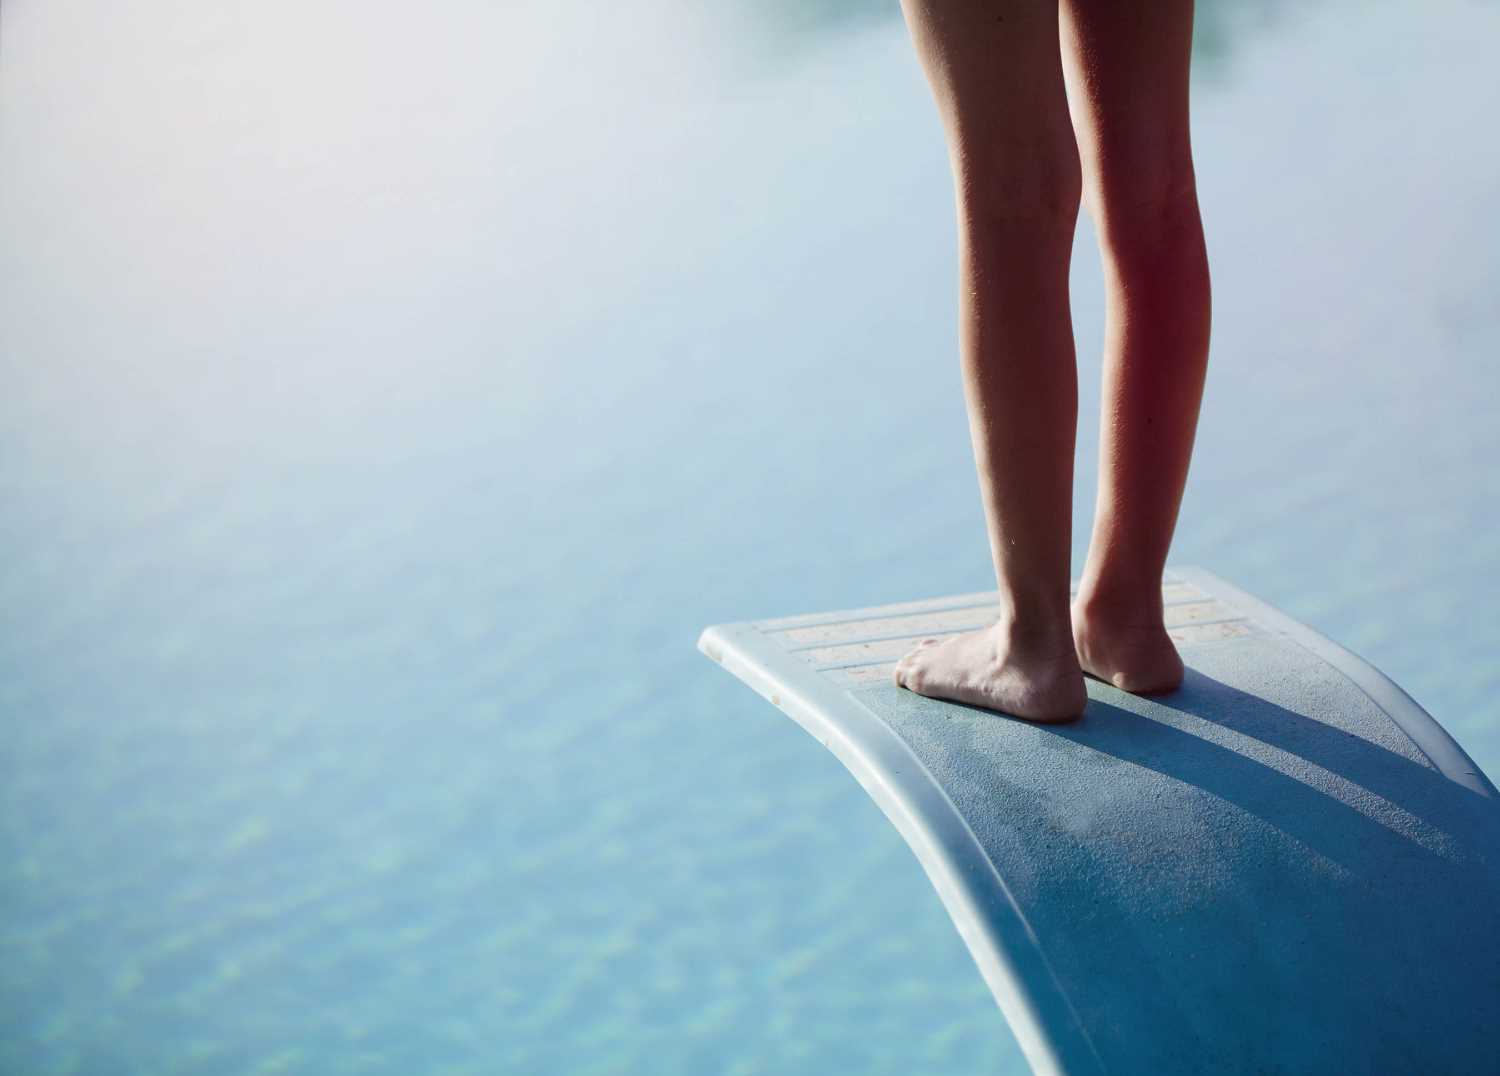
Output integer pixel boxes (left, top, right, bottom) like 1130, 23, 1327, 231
3, 2, 1498, 1072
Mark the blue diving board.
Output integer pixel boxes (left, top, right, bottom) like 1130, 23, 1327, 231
697, 568, 1500, 1075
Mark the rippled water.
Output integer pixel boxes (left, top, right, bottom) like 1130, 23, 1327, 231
3, 2, 1497, 1073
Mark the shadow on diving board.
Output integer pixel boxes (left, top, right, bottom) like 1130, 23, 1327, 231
697, 567, 1500, 1076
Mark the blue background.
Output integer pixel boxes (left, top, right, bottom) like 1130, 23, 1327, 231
3, 1, 1498, 1072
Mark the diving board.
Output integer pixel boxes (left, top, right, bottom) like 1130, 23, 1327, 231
698, 568, 1500, 1075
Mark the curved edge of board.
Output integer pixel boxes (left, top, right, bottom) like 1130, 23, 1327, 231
1177, 567, 1496, 798
697, 621, 1109, 1076
700, 568, 1498, 1073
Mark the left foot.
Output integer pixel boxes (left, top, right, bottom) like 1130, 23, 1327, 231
893, 622, 1086, 722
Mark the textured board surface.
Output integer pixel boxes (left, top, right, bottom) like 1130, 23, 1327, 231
698, 568, 1500, 1076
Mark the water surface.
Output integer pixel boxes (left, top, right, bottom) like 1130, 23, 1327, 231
2, 2, 1498, 1072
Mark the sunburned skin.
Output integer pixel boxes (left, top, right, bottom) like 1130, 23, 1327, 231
893, 0, 1210, 721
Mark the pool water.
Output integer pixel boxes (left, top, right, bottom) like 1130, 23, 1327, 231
2, 1, 1497, 1073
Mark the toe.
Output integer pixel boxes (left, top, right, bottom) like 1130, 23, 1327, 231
896, 657, 927, 694
893, 653, 917, 689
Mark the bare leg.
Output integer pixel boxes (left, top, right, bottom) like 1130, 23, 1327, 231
893, 0, 1086, 722
1061, 0, 1211, 693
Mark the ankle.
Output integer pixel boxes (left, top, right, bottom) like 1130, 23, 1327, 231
1074, 575, 1166, 628
992, 610, 1078, 661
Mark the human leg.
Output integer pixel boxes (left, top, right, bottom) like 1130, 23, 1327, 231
893, 0, 1086, 722
1060, 0, 1211, 693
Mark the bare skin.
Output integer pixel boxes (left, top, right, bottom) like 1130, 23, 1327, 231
893, 0, 1211, 719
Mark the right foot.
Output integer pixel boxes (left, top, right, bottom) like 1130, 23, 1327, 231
1071, 597, 1184, 695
